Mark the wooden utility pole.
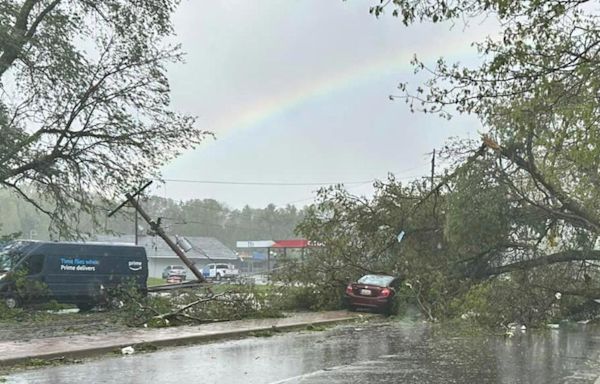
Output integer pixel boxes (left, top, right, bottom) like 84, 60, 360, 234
134, 199, 138, 245
431, 149, 438, 220
431, 149, 435, 188
108, 182, 207, 283
127, 196, 206, 282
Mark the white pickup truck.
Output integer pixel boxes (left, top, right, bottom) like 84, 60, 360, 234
201, 263, 239, 281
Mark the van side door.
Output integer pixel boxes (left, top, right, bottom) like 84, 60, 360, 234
16, 253, 47, 303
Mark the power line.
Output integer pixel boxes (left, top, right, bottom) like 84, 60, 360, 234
273, 171, 432, 207
276, 180, 375, 206
153, 166, 429, 208
161, 167, 428, 188
161, 178, 374, 186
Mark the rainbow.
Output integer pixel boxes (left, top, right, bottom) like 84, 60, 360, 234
211, 39, 477, 138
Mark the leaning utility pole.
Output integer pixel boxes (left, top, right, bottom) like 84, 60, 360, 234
108, 181, 207, 283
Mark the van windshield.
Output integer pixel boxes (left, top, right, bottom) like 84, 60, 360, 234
0, 241, 33, 272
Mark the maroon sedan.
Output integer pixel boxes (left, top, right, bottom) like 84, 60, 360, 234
345, 274, 400, 314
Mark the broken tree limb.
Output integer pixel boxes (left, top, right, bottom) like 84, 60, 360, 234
473, 250, 600, 278
480, 135, 600, 232
149, 292, 237, 324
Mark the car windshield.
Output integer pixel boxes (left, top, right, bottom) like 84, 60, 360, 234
0, 241, 33, 272
357, 275, 395, 287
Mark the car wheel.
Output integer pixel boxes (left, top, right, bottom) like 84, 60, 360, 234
4, 294, 20, 309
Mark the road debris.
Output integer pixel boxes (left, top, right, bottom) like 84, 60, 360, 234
121, 346, 135, 355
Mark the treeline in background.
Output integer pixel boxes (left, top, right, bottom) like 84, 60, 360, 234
0, 189, 305, 248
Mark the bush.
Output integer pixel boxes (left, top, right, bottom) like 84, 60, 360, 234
9, 268, 50, 305
0, 302, 24, 321
273, 285, 342, 311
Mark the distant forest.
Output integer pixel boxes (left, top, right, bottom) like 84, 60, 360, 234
0, 189, 306, 248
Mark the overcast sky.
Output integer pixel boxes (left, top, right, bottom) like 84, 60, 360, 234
155, 0, 491, 208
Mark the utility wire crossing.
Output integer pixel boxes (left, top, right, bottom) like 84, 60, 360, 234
162, 178, 374, 186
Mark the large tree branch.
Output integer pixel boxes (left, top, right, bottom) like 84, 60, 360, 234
483, 135, 600, 232
0, 0, 36, 76
474, 249, 600, 278
496, 166, 595, 231
24, 0, 61, 39
3, 151, 65, 179
0, 0, 61, 79
0, 179, 53, 217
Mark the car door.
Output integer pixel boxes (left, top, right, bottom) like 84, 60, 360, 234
209, 264, 216, 278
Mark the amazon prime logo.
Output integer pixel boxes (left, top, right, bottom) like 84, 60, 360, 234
128, 261, 142, 271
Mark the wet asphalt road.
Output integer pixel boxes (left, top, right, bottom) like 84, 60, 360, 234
5, 318, 600, 384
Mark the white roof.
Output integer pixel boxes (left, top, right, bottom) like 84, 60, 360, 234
236, 240, 275, 248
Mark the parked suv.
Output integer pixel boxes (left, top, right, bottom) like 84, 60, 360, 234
162, 265, 187, 280
201, 263, 239, 281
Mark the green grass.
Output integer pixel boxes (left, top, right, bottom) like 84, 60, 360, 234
305, 324, 328, 331
147, 277, 165, 287
248, 328, 281, 337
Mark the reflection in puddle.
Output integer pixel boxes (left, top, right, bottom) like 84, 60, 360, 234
7, 321, 600, 384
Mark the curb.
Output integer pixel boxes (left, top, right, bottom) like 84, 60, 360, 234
0, 314, 364, 367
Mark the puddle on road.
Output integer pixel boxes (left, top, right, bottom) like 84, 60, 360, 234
5, 321, 600, 384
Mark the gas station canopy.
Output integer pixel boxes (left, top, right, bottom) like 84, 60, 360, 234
236, 240, 310, 249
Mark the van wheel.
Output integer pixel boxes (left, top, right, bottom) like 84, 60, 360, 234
216, 273, 222, 281
87, 281, 107, 304
4, 295, 20, 309
108, 297, 124, 310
